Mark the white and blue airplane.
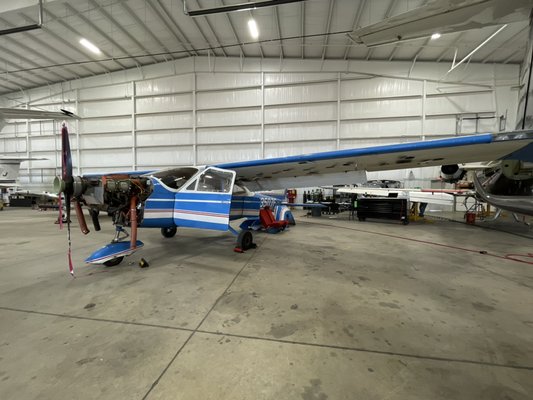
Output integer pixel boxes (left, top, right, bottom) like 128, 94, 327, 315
12, 0, 533, 272
52, 121, 533, 272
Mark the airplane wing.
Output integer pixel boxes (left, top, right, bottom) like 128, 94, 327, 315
337, 187, 472, 207
0, 108, 77, 120
0, 108, 77, 131
350, 0, 531, 47
216, 131, 533, 191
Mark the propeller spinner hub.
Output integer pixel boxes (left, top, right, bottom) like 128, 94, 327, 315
53, 176, 66, 194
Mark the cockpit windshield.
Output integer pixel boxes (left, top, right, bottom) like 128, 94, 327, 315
153, 167, 199, 190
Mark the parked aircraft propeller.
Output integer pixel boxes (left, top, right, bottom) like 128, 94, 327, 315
53, 122, 149, 272
54, 122, 90, 275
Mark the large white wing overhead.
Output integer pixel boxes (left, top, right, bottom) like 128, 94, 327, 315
0, 108, 77, 120
216, 131, 533, 191
0, 108, 78, 131
350, 0, 531, 47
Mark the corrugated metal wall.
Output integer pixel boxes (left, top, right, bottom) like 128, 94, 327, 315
0, 57, 519, 187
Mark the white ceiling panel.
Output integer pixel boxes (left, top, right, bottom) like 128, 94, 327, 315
0, 0, 529, 96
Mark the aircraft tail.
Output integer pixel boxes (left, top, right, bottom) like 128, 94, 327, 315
515, 11, 533, 130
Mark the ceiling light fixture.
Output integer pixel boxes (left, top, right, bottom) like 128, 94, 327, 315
79, 38, 101, 55
431, 33, 441, 40
248, 19, 259, 39
183, 0, 308, 17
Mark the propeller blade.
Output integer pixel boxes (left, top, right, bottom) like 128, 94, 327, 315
57, 192, 64, 230
61, 123, 72, 182
65, 192, 74, 276
57, 122, 75, 276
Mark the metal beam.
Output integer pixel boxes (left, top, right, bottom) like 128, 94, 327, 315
249, 9, 264, 58
202, 12, 229, 57
0, 0, 42, 36
184, 0, 308, 16
386, 0, 431, 62
42, 8, 120, 72
20, 11, 108, 75
145, 0, 192, 57
154, 0, 200, 56
274, 5, 283, 59
179, 0, 222, 57
447, 25, 507, 74
366, 0, 397, 61
0, 45, 55, 87
436, 32, 464, 62
503, 48, 525, 64
343, 0, 366, 60
482, 26, 528, 63
301, 1, 305, 58
0, 17, 81, 81
87, 0, 160, 64
120, 1, 175, 62
321, 0, 335, 60
219, 0, 246, 56
146, 0, 193, 57
0, 46, 51, 88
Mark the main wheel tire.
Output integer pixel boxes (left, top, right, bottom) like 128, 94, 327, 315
103, 256, 124, 267
237, 230, 254, 250
161, 227, 177, 238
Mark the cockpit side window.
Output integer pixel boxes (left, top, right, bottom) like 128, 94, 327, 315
197, 169, 233, 193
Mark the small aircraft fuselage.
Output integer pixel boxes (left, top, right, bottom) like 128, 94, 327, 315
83, 166, 294, 265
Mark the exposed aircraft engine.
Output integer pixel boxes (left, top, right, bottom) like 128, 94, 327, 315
440, 164, 466, 183
55, 172, 153, 231
69, 175, 153, 228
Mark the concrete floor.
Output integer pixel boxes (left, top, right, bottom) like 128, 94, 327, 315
0, 207, 532, 399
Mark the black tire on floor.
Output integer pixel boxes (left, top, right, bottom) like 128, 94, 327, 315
103, 256, 124, 267
161, 227, 177, 238
237, 230, 254, 250
402, 219, 410, 225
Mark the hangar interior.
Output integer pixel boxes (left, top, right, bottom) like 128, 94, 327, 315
1, 1, 533, 399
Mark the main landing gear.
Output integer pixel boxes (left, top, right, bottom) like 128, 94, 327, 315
233, 229, 257, 253
237, 230, 255, 250
161, 227, 177, 238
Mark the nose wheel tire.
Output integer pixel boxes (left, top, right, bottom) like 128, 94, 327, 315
161, 227, 177, 238
103, 256, 124, 267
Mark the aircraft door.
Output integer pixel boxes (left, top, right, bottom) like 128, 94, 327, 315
174, 167, 235, 231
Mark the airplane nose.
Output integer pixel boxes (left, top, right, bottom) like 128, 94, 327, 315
53, 176, 65, 194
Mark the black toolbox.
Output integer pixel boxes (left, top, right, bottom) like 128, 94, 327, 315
356, 197, 409, 225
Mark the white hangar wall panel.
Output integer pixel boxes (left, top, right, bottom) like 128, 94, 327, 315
0, 56, 519, 187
